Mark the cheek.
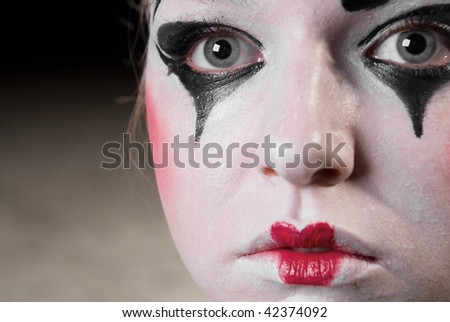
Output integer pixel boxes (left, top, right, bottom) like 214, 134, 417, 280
145, 84, 171, 197
144, 54, 198, 209
423, 95, 450, 188
401, 98, 450, 255
145, 87, 164, 160
431, 133, 450, 190
144, 82, 177, 210
145, 75, 223, 266
354, 94, 450, 221
446, 141, 450, 178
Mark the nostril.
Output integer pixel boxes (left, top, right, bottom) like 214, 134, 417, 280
262, 167, 278, 177
312, 169, 342, 185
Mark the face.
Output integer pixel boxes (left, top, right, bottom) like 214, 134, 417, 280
145, 0, 450, 301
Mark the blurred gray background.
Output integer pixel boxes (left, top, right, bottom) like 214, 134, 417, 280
0, 0, 206, 301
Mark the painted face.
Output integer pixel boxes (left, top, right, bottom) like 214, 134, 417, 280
146, 0, 450, 301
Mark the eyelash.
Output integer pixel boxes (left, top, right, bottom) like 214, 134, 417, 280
367, 17, 450, 48
162, 25, 230, 56
157, 22, 263, 64
363, 16, 450, 62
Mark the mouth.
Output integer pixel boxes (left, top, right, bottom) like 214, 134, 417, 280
244, 222, 377, 286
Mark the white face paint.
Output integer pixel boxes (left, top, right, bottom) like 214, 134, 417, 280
145, 0, 450, 301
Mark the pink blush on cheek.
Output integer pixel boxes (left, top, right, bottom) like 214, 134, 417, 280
145, 83, 174, 202
145, 83, 173, 167
145, 84, 164, 148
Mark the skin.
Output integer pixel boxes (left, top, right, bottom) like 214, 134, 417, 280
145, 0, 450, 301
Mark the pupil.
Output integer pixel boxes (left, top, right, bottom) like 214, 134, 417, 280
401, 33, 427, 55
212, 40, 232, 60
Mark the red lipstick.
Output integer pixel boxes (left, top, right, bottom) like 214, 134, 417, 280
268, 222, 365, 286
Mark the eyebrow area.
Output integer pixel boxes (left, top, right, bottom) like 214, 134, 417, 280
342, 0, 390, 12
155, 0, 389, 17
153, 0, 251, 18
154, 0, 387, 18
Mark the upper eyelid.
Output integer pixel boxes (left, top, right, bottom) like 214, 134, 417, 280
157, 21, 265, 50
192, 25, 265, 50
358, 4, 450, 47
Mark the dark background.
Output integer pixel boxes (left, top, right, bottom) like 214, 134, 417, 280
2, 0, 136, 72
0, 1, 206, 300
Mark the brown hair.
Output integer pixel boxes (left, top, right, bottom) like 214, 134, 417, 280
128, 0, 151, 145
125, 0, 156, 183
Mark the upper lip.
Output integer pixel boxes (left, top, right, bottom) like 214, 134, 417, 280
242, 222, 378, 261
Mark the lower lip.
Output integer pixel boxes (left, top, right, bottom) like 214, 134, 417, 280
245, 250, 374, 286
267, 249, 346, 285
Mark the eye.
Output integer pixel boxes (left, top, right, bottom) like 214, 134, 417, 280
368, 28, 450, 67
188, 34, 264, 72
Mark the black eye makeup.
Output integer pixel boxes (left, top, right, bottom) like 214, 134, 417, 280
360, 4, 450, 138
156, 21, 265, 141
342, 0, 389, 12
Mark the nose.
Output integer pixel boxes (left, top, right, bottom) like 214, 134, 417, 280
261, 43, 356, 187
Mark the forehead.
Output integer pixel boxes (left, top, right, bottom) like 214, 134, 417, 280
153, 0, 391, 16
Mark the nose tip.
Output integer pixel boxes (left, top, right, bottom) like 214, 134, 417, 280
261, 132, 354, 187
